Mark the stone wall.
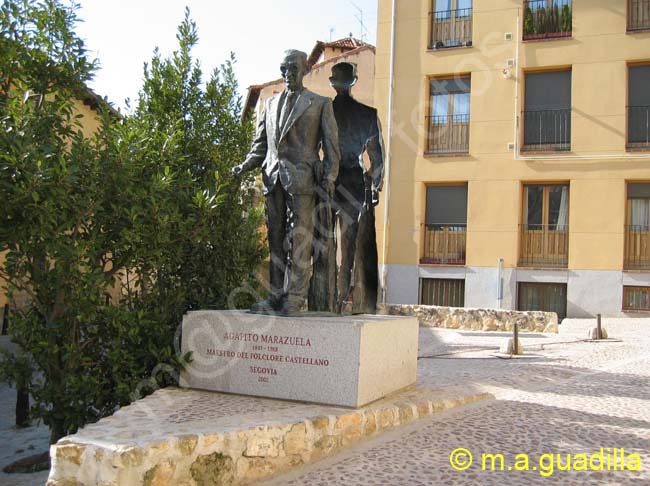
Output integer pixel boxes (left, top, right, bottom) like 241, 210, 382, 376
47, 388, 491, 486
378, 304, 558, 333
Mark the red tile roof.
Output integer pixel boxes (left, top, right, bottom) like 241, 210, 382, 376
307, 37, 372, 68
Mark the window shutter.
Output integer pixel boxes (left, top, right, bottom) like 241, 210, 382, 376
525, 70, 572, 111
426, 185, 468, 225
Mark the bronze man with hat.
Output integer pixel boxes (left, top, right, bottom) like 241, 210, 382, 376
329, 61, 385, 314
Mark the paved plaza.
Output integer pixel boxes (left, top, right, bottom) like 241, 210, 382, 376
1, 318, 649, 485
262, 319, 650, 485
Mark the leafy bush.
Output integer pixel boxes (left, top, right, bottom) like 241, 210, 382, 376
0, 1, 264, 443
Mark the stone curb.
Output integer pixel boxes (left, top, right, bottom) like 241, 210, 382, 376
47, 389, 492, 486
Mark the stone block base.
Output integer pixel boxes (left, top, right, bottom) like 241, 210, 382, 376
180, 311, 419, 408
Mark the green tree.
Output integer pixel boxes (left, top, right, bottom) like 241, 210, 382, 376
0, 0, 264, 446
123, 8, 265, 319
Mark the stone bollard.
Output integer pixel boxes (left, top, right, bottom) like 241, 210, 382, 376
499, 337, 524, 355
500, 323, 524, 355
588, 314, 608, 340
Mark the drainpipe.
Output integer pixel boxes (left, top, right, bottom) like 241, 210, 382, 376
513, 7, 521, 157
497, 258, 504, 309
381, 0, 397, 304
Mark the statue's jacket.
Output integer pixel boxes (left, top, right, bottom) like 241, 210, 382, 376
241, 89, 340, 195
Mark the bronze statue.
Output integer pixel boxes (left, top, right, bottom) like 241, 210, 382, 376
329, 62, 385, 314
232, 50, 340, 315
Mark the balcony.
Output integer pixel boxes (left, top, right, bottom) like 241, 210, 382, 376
426, 114, 470, 154
429, 8, 473, 49
523, 0, 572, 41
625, 225, 650, 270
519, 224, 568, 268
421, 224, 467, 265
629, 0, 650, 31
628, 106, 650, 151
522, 109, 571, 152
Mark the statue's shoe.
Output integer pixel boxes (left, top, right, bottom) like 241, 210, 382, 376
280, 300, 305, 316
250, 297, 282, 313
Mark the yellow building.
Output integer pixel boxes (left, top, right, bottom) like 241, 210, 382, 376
244, 37, 376, 120
0, 88, 118, 315
375, 0, 650, 318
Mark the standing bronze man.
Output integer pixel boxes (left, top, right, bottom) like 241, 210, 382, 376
329, 62, 385, 314
232, 50, 340, 315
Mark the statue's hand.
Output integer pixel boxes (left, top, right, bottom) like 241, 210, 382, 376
372, 188, 380, 207
231, 164, 244, 177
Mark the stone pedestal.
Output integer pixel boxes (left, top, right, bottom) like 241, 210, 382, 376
180, 310, 418, 408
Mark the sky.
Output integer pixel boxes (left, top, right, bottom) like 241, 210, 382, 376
75, 0, 378, 112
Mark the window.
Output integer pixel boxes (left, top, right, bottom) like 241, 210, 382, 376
523, 0, 572, 41
428, 76, 471, 153
518, 283, 567, 320
628, 65, 650, 150
623, 286, 650, 311
523, 70, 571, 152
625, 183, 650, 269
422, 185, 467, 264
628, 0, 650, 31
430, 0, 473, 49
520, 184, 569, 268
420, 278, 465, 307
435, 0, 452, 19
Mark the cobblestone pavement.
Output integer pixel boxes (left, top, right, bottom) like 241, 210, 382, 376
263, 319, 650, 485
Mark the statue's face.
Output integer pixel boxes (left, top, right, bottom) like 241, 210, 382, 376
329, 64, 356, 96
280, 54, 307, 91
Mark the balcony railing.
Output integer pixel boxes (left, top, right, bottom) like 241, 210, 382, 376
628, 106, 650, 150
427, 114, 470, 154
625, 225, 650, 269
429, 8, 473, 49
522, 109, 571, 152
421, 224, 467, 265
629, 0, 650, 31
523, 0, 572, 40
519, 224, 569, 268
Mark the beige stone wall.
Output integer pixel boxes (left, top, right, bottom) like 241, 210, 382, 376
380, 304, 559, 333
